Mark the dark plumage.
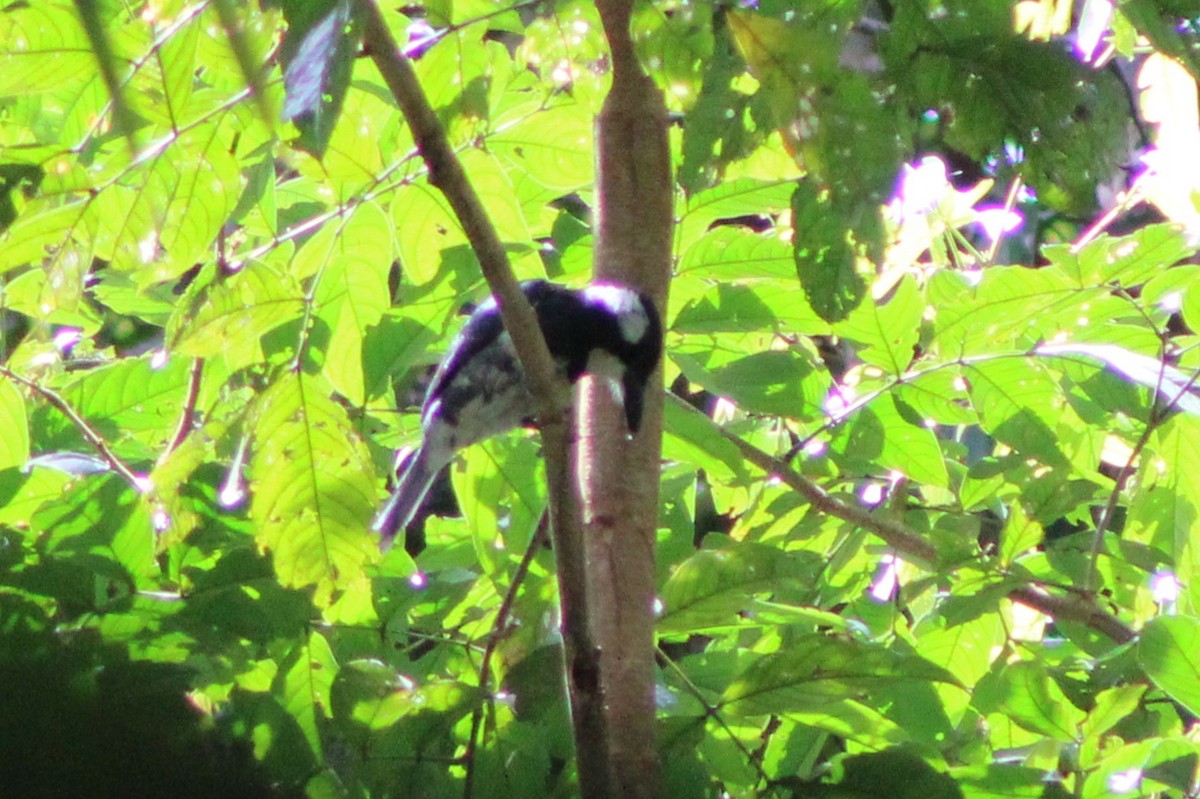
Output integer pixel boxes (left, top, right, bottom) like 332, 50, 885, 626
372, 280, 661, 545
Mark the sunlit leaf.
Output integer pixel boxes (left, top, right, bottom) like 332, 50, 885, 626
835, 275, 922, 373
723, 635, 959, 715
250, 373, 378, 605
1138, 615, 1200, 717
277, 630, 338, 761
659, 543, 812, 634
0, 379, 29, 470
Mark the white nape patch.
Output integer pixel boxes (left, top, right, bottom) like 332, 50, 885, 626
586, 350, 626, 401
584, 284, 649, 343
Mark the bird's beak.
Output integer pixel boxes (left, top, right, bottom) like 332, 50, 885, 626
622, 372, 646, 433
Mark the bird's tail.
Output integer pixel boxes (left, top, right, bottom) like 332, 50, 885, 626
372, 447, 438, 549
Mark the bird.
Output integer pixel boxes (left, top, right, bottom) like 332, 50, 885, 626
372, 279, 662, 546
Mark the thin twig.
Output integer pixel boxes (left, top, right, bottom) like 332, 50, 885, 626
462, 515, 548, 799
0, 365, 145, 491
164, 358, 205, 457
656, 645, 773, 789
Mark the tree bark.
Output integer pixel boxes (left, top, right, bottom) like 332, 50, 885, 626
584, 2, 673, 796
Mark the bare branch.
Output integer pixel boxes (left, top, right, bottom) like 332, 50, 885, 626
357, 0, 607, 785
0, 365, 145, 492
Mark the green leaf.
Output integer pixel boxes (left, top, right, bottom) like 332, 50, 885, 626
678, 227, 795, 281
62, 355, 194, 447
309, 201, 394, 404
834, 275, 922, 373
723, 636, 959, 715
0, 3, 96, 95
250, 373, 378, 605
792, 180, 864, 323
831, 749, 962, 799
456, 435, 545, 575
673, 346, 826, 419
277, 630, 338, 761
990, 660, 1084, 741
671, 281, 828, 336
98, 121, 242, 282
1037, 342, 1200, 416
392, 184, 467, 285
930, 265, 1085, 354
963, 357, 1071, 467
281, 0, 359, 157
836, 395, 950, 488
1046, 224, 1193, 289
169, 261, 305, 367
659, 543, 813, 634
1080, 684, 1146, 742
0, 378, 29, 470
662, 397, 749, 484
999, 502, 1042, 567
1137, 615, 1200, 717
490, 105, 595, 195
330, 658, 417, 737
676, 178, 795, 249
0, 201, 91, 277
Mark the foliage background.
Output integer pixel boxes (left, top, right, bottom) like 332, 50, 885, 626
1, 0, 1199, 797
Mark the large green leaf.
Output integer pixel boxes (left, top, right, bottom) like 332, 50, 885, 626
0, 2, 96, 95
834, 275, 922, 374
169, 260, 305, 367
658, 543, 821, 635
250, 373, 378, 604
0, 378, 29, 470
276, 630, 338, 762
308, 201, 394, 404
1138, 615, 1200, 717
723, 635, 959, 716
984, 660, 1085, 741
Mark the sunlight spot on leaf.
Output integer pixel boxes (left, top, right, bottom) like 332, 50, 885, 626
138, 232, 158, 263
152, 507, 171, 532
869, 554, 897, 601
1108, 768, 1142, 794
1151, 571, 1180, 606
408, 571, 426, 589
802, 438, 826, 457
52, 327, 81, 354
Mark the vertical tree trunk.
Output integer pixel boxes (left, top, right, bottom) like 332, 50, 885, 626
584, 2, 673, 796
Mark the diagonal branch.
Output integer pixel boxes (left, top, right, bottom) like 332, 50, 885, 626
0, 365, 145, 492
667, 394, 1137, 644
357, 0, 607, 785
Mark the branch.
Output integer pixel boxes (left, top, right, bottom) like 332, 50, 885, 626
358, 0, 563, 416
462, 517, 547, 799
357, 0, 607, 784
666, 395, 1137, 643
164, 358, 205, 457
0, 365, 146, 492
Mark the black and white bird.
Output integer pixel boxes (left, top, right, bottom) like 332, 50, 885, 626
372, 279, 662, 544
